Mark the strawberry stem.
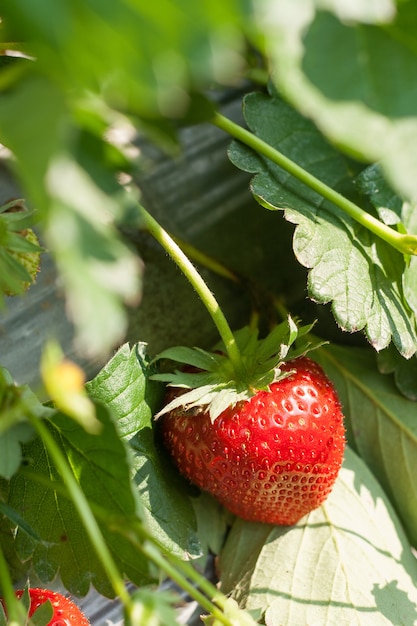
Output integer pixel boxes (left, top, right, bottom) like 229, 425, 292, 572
212, 112, 417, 257
138, 203, 245, 377
27, 415, 133, 610
140, 542, 229, 624
0, 544, 26, 623
162, 553, 256, 625
119, 522, 258, 626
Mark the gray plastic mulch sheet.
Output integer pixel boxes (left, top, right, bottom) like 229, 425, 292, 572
77, 582, 204, 626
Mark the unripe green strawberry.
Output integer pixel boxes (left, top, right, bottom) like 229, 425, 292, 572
159, 356, 345, 526
1, 199, 43, 297
5, 227, 41, 295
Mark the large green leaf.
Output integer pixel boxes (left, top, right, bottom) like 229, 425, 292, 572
256, 0, 417, 202
219, 446, 417, 625
355, 164, 417, 329
45, 154, 142, 358
0, 74, 64, 209
0, 71, 143, 357
0, 368, 53, 480
313, 344, 417, 547
1, 1, 249, 121
0, 0, 229, 363
0, 511, 27, 590
354, 165, 417, 400
228, 91, 417, 357
86, 342, 202, 558
376, 344, 417, 402
8, 405, 152, 597
0, 0, 251, 357
355, 164, 403, 227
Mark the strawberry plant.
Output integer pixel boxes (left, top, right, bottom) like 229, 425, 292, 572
1, 2, 417, 625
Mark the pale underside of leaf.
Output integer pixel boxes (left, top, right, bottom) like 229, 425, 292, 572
313, 344, 417, 547
228, 91, 417, 357
220, 447, 417, 626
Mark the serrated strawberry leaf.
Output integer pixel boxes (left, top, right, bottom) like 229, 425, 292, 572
355, 163, 403, 226
355, 164, 417, 321
229, 91, 417, 358
219, 446, 417, 625
259, 1, 417, 202
86, 342, 202, 558
355, 165, 417, 393
313, 344, 417, 546
376, 345, 417, 401
8, 404, 152, 597
0, 508, 28, 586
0, 501, 41, 542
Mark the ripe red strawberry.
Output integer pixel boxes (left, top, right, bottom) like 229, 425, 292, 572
155, 322, 345, 526
4, 588, 90, 625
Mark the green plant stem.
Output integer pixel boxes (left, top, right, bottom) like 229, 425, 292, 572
138, 203, 245, 376
16, 467, 253, 625
161, 552, 245, 620
140, 542, 229, 624
121, 524, 257, 626
212, 112, 417, 256
0, 543, 26, 624
17, 465, 255, 626
27, 416, 132, 610
156, 550, 256, 626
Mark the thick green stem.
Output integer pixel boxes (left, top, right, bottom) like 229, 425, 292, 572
212, 112, 417, 257
138, 203, 245, 375
0, 543, 26, 624
160, 552, 257, 626
120, 523, 257, 626
27, 416, 131, 609
140, 542, 229, 625
162, 552, 246, 619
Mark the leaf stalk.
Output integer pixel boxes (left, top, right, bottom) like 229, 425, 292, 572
138, 203, 245, 377
0, 544, 26, 624
27, 416, 132, 610
212, 112, 417, 257
120, 523, 258, 626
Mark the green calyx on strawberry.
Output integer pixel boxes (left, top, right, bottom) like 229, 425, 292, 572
152, 317, 346, 526
1, 586, 90, 625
